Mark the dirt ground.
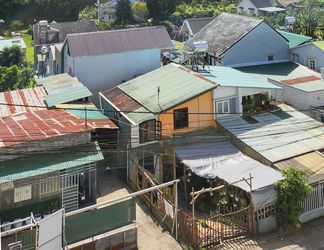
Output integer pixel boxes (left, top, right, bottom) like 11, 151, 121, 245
96, 168, 182, 250
96, 167, 324, 250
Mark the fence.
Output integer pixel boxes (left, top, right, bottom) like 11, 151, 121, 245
178, 206, 251, 249
300, 182, 324, 223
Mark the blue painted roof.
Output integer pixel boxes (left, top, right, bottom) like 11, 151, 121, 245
199, 66, 281, 89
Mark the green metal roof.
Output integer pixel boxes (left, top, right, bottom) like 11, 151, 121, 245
200, 66, 281, 89
63, 104, 109, 119
0, 143, 103, 184
218, 105, 324, 163
277, 30, 311, 48
118, 63, 216, 115
313, 41, 324, 51
237, 62, 314, 82
37, 74, 93, 107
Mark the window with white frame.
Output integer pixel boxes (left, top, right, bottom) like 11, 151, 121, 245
291, 53, 300, 63
308, 58, 316, 70
216, 100, 230, 115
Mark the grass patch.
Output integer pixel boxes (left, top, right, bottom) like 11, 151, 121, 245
22, 33, 34, 65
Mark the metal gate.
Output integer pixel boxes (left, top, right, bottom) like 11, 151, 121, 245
61, 174, 79, 212
178, 206, 251, 248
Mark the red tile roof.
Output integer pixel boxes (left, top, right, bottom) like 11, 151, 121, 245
281, 76, 321, 85
0, 87, 117, 148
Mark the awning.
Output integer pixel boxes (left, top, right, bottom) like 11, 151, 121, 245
258, 7, 286, 12
0, 142, 103, 184
174, 129, 283, 192
275, 151, 324, 184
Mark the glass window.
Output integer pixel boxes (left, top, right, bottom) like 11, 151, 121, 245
223, 101, 229, 113
308, 59, 316, 70
173, 108, 188, 129
216, 100, 230, 115
292, 53, 300, 63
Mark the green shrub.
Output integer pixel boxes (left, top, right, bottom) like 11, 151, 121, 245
276, 168, 313, 226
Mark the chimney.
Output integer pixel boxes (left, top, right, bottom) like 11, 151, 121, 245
321, 67, 324, 80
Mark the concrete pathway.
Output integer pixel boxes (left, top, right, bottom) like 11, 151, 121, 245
96, 169, 182, 250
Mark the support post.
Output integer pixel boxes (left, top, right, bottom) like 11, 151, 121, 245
126, 144, 129, 184
175, 181, 178, 240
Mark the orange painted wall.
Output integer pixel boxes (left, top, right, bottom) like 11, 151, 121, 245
158, 91, 216, 136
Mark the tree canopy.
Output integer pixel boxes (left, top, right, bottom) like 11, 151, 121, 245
146, 0, 178, 23
0, 46, 35, 91
0, 46, 24, 68
115, 0, 135, 26
132, 2, 148, 23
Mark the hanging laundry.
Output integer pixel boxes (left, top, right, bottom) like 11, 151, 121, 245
157, 192, 164, 209
164, 199, 174, 219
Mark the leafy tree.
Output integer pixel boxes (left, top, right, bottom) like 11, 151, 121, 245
0, 46, 24, 68
0, 0, 29, 19
132, 2, 148, 23
78, 6, 98, 21
9, 20, 24, 31
115, 0, 135, 26
276, 168, 312, 226
295, 0, 322, 37
146, 0, 178, 23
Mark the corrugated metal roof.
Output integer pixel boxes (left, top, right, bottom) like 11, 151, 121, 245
250, 0, 278, 8
118, 63, 217, 114
313, 41, 324, 51
58, 104, 109, 119
218, 104, 324, 163
0, 87, 117, 148
277, 30, 311, 48
174, 129, 283, 192
0, 37, 26, 51
200, 66, 281, 89
102, 87, 154, 124
66, 26, 173, 58
37, 74, 93, 107
237, 62, 317, 82
292, 80, 324, 92
275, 151, 324, 183
186, 13, 263, 57
0, 143, 103, 184
0, 87, 46, 117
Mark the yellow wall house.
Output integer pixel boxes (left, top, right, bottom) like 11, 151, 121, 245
100, 63, 217, 143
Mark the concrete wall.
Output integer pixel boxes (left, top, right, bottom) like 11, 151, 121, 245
158, 91, 216, 137
291, 44, 324, 73
222, 22, 290, 67
64, 48, 161, 105
269, 80, 324, 109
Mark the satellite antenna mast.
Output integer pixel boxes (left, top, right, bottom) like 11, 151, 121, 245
157, 86, 160, 107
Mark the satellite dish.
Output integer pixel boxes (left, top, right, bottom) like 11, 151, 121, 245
41, 46, 48, 55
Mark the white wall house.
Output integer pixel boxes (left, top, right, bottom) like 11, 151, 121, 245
236, 62, 324, 111
186, 13, 290, 68
237, 0, 285, 16
291, 41, 324, 73
199, 66, 281, 115
61, 26, 172, 104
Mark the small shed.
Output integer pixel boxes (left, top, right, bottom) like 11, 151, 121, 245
174, 129, 283, 233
